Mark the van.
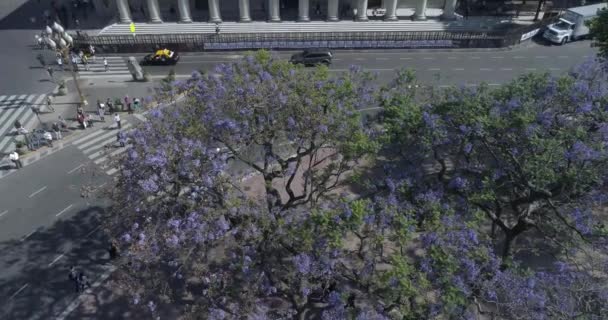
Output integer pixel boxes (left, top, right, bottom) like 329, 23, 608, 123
542, 3, 607, 45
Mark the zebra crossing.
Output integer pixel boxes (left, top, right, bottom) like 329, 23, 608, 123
71, 121, 134, 176
77, 56, 131, 79
0, 94, 46, 155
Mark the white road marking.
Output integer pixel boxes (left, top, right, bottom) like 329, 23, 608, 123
67, 164, 84, 174
21, 229, 36, 241
97, 182, 107, 189
85, 226, 100, 238
513, 56, 525, 59
525, 68, 537, 71
452, 68, 465, 71
491, 56, 504, 59
375, 57, 389, 60
480, 68, 492, 71
470, 56, 481, 59
355, 57, 365, 61
106, 168, 118, 175
28, 186, 47, 198
423, 57, 434, 60
447, 57, 457, 59
428, 68, 440, 71
549, 67, 561, 71
9, 283, 29, 300
488, 83, 501, 86
399, 57, 412, 60
501, 68, 513, 71
535, 56, 548, 59
0, 210, 7, 218
48, 253, 65, 267
557, 56, 569, 58
55, 204, 73, 217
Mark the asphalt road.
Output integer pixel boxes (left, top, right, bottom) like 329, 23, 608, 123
123, 40, 596, 87
0, 145, 113, 319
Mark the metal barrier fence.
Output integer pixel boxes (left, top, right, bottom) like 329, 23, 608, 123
73, 18, 555, 52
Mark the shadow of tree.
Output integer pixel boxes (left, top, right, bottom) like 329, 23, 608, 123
0, 205, 112, 319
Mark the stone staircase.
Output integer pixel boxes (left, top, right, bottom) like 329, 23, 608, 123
98, 17, 501, 36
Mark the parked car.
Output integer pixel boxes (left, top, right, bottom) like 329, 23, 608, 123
289, 49, 333, 66
542, 3, 607, 45
142, 48, 180, 65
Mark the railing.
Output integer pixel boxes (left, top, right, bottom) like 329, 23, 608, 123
72, 17, 558, 52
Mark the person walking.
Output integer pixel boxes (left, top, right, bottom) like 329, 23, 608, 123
46, 67, 55, 82
57, 56, 63, 70
103, 57, 108, 71
97, 99, 105, 122
45, 95, 55, 112
43, 131, 53, 147
58, 115, 68, 131
116, 130, 125, 147
114, 113, 121, 129
108, 240, 119, 259
124, 95, 131, 113
9, 151, 23, 169
215, 23, 220, 35
89, 44, 96, 63
52, 122, 62, 140
82, 55, 89, 71
106, 98, 114, 113
77, 272, 91, 292
68, 266, 79, 292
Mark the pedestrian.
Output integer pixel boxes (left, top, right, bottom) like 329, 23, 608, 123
9, 151, 22, 169
85, 113, 93, 127
47, 67, 55, 81
124, 95, 131, 112
97, 100, 105, 121
58, 115, 68, 131
117, 130, 125, 147
43, 130, 53, 147
57, 57, 63, 70
82, 55, 89, 71
114, 113, 121, 129
77, 112, 86, 129
106, 98, 114, 113
133, 97, 140, 111
89, 44, 96, 63
52, 122, 62, 140
77, 105, 84, 115
14, 120, 22, 130
108, 240, 119, 259
68, 266, 79, 292
77, 272, 91, 292
37, 53, 46, 67
215, 23, 220, 35
103, 57, 108, 71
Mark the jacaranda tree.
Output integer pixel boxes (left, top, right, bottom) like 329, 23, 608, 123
379, 57, 608, 318
103, 51, 385, 318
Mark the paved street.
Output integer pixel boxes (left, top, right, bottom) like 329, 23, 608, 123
79, 40, 595, 87
0, 38, 599, 319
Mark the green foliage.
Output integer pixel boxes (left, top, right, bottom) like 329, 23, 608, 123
588, 8, 608, 59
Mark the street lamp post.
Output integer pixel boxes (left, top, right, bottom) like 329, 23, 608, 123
41, 22, 88, 107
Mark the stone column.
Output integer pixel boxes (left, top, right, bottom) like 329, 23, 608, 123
298, 0, 310, 21
146, 0, 162, 23
208, 0, 222, 22
442, 0, 458, 20
238, 0, 252, 22
268, 0, 281, 22
356, 0, 368, 21
327, 0, 339, 21
116, 0, 132, 23
414, 0, 428, 20
177, 0, 192, 23
384, 0, 398, 20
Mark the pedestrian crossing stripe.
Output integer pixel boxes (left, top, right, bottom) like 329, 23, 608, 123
0, 93, 44, 154
77, 56, 132, 78
72, 122, 135, 176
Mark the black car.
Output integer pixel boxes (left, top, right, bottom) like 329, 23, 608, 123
290, 49, 333, 66
142, 49, 180, 65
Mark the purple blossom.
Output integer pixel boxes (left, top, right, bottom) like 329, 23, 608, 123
293, 253, 312, 274
576, 101, 593, 113
147, 300, 156, 313
121, 233, 132, 243
166, 234, 179, 247
448, 177, 468, 191
301, 287, 311, 297
138, 177, 159, 193
318, 125, 328, 134
565, 141, 599, 161
463, 143, 473, 154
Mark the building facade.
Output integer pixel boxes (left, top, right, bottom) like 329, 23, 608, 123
115, 0, 458, 24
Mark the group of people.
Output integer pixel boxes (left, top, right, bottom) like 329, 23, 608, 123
68, 266, 91, 293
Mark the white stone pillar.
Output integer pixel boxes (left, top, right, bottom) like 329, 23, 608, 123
146, 0, 162, 23
269, 0, 281, 22
384, 0, 398, 20
356, 0, 368, 21
442, 0, 458, 20
116, 0, 132, 23
414, 0, 428, 20
208, 0, 222, 23
177, 0, 192, 23
298, 0, 310, 21
239, 0, 252, 22
327, 0, 339, 21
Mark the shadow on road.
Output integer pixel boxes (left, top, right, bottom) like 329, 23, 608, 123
0, 204, 112, 319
